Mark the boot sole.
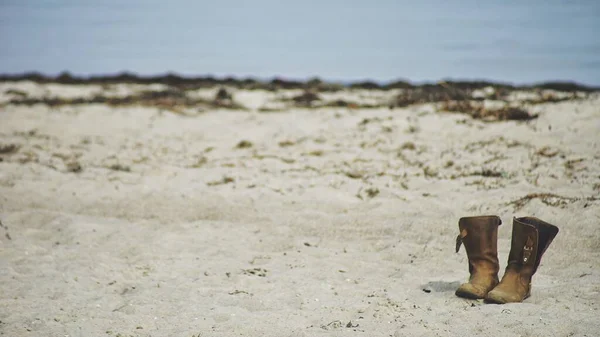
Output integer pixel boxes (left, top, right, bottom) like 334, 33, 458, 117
484, 293, 530, 304
455, 289, 485, 300
483, 296, 505, 304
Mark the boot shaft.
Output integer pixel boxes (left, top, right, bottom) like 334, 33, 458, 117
507, 217, 559, 275
456, 215, 502, 274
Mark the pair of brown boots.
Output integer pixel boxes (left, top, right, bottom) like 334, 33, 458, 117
455, 216, 559, 303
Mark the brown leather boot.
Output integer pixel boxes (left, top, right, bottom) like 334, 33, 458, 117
455, 215, 502, 299
485, 217, 559, 304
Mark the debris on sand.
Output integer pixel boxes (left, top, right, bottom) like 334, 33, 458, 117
4, 75, 592, 117
345, 170, 364, 179
438, 101, 537, 121
243, 268, 267, 277
324, 99, 353, 108
356, 187, 380, 200
346, 321, 359, 328
0, 143, 20, 154
215, 87, 233, 102
6, 87, 246, 111
4, 89, 28, 97
535, 146, 560, 158
507, 193, 598, 210
0, 220, 11, 241
235, 140, 253, 149
291, 91, 321, 107
394, 84, 472, 107
320, 320, 359, 330
228, 290, 252, 295
321, 320, 343, 330
213, 87, 243, 109
207, 176, 235, 186
108, 164, 131, 172
65, 160, 82, 173
305, 150, 324, 157
400, 142, 416, 151
278, 140, 295, 147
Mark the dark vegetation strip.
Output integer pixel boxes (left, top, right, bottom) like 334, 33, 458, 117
0, 72, 598, 92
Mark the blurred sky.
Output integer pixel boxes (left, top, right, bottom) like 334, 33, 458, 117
1, 0, 599, 85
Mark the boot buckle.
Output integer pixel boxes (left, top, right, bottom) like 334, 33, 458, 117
523, 238, 534, 263
523, 248, 531, 262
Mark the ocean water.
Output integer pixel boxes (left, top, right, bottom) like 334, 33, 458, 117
1, 0, 599, 85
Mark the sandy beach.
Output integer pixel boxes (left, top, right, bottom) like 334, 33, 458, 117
0, 80, 599, 337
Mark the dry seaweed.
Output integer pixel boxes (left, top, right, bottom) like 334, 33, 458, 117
508, 193, 598, 210
235, 140, 253, 149
4, 89, 27, 97
439, 101, 537, 121
278, 140, 295, 147
291, 91, 321, 107
207, 176, 235, 186
7, 88, 246, 111
108, 164, 131, 172
215, 87, 232, 101
393, 83, 473, 107
0, 143, 20, 154
242, 268, 267, 277
535, 146, 560, 158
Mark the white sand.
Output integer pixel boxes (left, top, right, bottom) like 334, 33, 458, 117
0, 83, 599, 337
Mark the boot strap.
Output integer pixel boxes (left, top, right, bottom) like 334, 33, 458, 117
455, 229, 467, 253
